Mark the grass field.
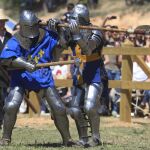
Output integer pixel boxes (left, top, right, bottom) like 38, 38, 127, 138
0, 115, 150, 150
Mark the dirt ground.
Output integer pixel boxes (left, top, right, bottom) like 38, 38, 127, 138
0, 114, 149, 150
16, 114, 150, 129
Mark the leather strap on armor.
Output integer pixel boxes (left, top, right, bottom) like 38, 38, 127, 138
74, 45, 101, 63
73, 45, 101, 85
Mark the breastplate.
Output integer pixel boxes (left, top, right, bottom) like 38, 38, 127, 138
80, 29, 92, 41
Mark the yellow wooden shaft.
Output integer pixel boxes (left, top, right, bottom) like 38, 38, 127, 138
36, 60, 76, 68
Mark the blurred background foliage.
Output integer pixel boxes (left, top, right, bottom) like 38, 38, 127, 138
0, 0, 20, 9
0, 0, 150, 22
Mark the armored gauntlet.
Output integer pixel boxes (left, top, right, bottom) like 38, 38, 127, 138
48, 18, 60, 32
11, 57, 36, 72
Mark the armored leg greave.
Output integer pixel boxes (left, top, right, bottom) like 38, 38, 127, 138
84, 83, 103, 143
44, 87, 71, 145
2, 87, 25, 140
74, 114, 88, 144
69, 86, 88, 144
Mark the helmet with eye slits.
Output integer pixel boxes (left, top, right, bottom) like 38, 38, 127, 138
70, 4, 90, 25
19, 10, 40, 38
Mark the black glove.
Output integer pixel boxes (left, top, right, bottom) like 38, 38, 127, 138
48, 18, 60, 32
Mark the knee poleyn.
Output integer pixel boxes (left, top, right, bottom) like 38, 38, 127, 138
84, 101, 96, 115
4, 102, 19, 114
68, 107, 81, 120
53, 106, 66, 116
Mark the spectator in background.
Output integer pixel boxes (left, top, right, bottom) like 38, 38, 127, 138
134, 34, 146, 47
101, 16, 117, 28
132, 57, 148, 82
141, 54, 150, 113
61, 3, 74, 23
88, 0, 99, 8
78, 0, 88, 6
78, 0, 99, 9
104, 55, 121, 117
52, 55, 72, 101
0, 9, 11, 129
102, 21, 150, 117
132, 55, 150, 116
145, 35, 150, 47
104, 30, 122, 117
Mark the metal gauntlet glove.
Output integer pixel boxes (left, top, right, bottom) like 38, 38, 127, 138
11, 57, 36, 72
69, 21, 81, 41
48, 18, 60, 32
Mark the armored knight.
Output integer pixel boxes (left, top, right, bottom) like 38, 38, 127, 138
67, 4, 105, 147
0, 10, 73, 146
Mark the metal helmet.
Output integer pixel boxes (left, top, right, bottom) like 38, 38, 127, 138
71, 4, 90, 25
19, 10, 40, 38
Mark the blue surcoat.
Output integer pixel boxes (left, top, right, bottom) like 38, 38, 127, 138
0, 30, 58, 91
71, 46, 101, 85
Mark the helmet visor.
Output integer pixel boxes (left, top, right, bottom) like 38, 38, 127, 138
20, 24, 39, 38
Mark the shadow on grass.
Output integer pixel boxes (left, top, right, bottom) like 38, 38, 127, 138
27, 142, 63, 148
26, 141, 114, 148
102, 141, 114, 146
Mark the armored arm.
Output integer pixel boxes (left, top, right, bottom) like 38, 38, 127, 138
0, 57, 36, 72
51, 31, 69, 61
69, 21, 105, 55
52, 26, 71, 62
76, 30, 105, 55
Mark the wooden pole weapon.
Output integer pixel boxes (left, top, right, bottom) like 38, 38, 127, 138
39, 22, 150, 35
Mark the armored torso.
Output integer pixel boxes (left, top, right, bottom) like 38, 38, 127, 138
0, 30, 59, 91
70, 27, 105, 85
